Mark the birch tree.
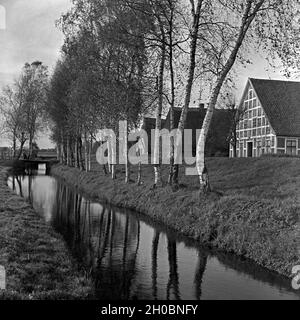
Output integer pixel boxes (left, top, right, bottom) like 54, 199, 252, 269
195, 0, 298, 192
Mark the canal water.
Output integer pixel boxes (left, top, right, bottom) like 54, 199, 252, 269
7, 167, 300, 300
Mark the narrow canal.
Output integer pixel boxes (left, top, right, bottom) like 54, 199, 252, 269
7, 166, 300, 300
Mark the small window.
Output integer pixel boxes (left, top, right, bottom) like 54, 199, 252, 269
253, 118, 257, 127
277, 138, 285, 149
287, 140, 297, 155
249, 90, 253, 99
253, 109, 257, 117
262, 127, 266, 135
252, 129, 256, 136
258, 108, 262, 117
277, 149, 285, 155
257, 118, 261, 127
253, 99, 257, 108
257, 128, 261, 136
249, 110, 252, 118
272, 137, 275, 147
262, 117, 265, 126
266, 127, 270, 135
245, 101, 249, 110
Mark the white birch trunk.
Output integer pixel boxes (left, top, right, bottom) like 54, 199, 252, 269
84, 133, 88, 172
195, 1, 262, 192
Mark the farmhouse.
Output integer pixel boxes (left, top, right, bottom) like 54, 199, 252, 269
231, 78, 300, 158
142, 105, 231, 157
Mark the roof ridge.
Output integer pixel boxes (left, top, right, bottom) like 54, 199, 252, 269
250, 77, 300, 84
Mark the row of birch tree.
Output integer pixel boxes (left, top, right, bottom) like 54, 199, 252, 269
46, 0, 299, 192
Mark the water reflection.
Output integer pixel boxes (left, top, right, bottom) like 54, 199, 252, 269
7, 170, 300, 300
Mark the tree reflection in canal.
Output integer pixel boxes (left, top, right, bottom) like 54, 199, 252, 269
7, 170, 300, 300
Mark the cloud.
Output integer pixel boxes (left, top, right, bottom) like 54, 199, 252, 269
0, 0, 72, 148
0, 0, 71, 77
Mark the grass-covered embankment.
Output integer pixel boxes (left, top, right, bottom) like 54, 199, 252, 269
0, 166, 93, 299
52, 157, 300, 278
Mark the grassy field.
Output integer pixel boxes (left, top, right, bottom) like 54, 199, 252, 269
52, 156, 300, 277
0, 165, 93, 299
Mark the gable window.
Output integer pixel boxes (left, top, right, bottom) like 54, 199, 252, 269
257, 128, 261, 136
257, 108, 262, 117
286, 140, 297, 156
257, 118, 261, 127
245, 101, 249, 110
266, 127, 270, 135
249, 90, 253, 99
253, 99, 257, 108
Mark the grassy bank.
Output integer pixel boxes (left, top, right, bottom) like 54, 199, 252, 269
0, 166, 93, 299
52, 157, 300, 278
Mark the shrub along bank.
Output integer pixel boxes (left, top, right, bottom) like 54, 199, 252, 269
51, 157, 300, 278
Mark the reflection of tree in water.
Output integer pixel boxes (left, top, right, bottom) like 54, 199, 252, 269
51, 182, 141, 300
151, 231, 160, 300
194, 250, 208, 300
166, 238, 180, 300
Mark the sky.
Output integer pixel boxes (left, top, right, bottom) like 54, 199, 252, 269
0, 0, 72, 148
0, 0, 292, 148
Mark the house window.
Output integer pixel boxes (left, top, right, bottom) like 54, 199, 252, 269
262, 127, 266, 135
253, 99, 257, 108
253, 109, 257, 117
245, 101, 249, 110
286, 140, 297, 155
266, 127, 270, 135
249, 110, 252, 118
277, 138, 285, 149
257, 118, 261, 127
258, 108, 262, 117
262, 117, 265, 126
252, 129, 256, 136
244, 121, 248, 129
253, 118, 257, 127
257, 128, 261, 136
249, 90, 253, 99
